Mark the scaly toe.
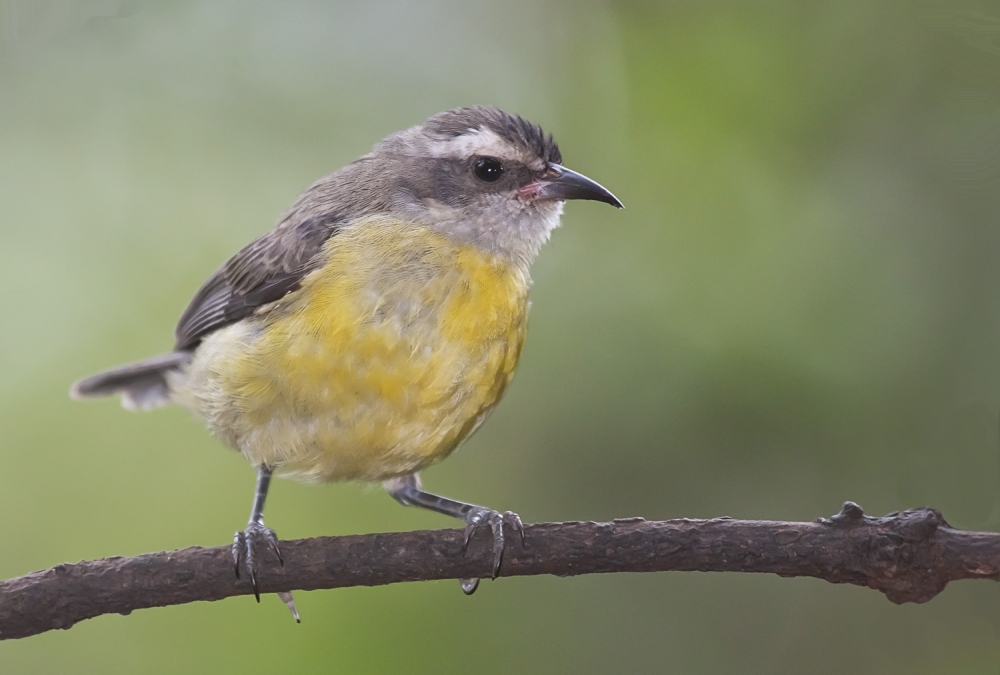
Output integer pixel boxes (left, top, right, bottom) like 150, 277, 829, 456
504, 511, 525, 546
488, 511, 506, 578
263, 527, 283, 565
232, 530, 246, 578
463, 510, 487, 551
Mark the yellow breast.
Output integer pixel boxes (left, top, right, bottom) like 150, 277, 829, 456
179, 217, 530, 483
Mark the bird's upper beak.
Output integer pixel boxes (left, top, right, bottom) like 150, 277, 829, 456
525, 164, 623, 209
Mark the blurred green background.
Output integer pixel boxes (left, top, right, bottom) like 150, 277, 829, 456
1, 1, 997, 673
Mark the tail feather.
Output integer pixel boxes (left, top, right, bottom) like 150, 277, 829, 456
70, 352, 191, 412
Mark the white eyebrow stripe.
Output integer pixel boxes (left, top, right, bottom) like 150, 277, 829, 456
425, 127, 523, 162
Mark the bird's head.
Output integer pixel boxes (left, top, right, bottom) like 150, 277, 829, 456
363, 106, 623, 266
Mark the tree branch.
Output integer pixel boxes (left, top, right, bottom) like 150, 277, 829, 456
1, 502, 996, 640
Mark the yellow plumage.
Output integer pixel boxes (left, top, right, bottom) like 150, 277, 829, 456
172, 216, 529, 483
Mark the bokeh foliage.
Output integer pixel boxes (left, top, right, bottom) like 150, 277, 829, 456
0, 1, 997, 673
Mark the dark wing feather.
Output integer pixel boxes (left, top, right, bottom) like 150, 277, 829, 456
174, 213, 343, 351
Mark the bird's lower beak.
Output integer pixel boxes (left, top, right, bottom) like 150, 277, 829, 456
529, 164, 623, 208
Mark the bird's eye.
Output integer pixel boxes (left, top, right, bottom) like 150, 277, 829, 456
472, 157, 504, 183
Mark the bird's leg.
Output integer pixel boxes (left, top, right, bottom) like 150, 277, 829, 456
232, 465, 284, 602
384, 474, 524, 595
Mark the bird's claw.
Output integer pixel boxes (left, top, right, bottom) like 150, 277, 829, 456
507, 510, 525, 547
278, 591, 301, 623
461, 508, 523, 585
232, 520, 283, 602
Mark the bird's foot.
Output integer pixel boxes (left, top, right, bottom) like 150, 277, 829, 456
459, 509, 524, 594
232, 519, 283, 601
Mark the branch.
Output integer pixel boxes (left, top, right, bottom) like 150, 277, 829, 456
1, 503, 996, 640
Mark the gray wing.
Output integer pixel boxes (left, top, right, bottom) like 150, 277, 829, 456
174, 213, 343, 351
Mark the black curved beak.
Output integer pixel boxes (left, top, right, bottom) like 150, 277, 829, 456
535, 164, 624, 208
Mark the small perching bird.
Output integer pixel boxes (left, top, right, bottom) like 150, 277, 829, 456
71, 106, 622, 605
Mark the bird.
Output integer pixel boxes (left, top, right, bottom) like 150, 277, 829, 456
71, 106, 622, 603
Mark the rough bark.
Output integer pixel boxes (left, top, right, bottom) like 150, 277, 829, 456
1, 503, 996, 640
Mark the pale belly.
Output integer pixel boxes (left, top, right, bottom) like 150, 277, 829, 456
170, 221, 529, 483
